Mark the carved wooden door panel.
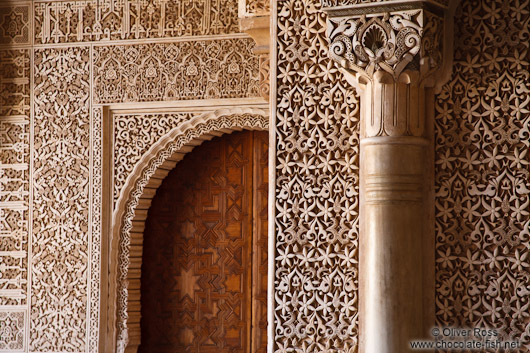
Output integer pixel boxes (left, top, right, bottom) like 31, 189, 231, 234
139, 130, 268, 353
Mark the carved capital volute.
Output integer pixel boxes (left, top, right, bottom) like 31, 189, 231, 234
322, 0, 459, 137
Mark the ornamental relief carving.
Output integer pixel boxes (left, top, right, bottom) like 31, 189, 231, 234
113, 110, 269, 353
326, 10, 444, 138
242, 0, 270, 16
0, 4, 30, 45
93, 38, 261, 104
435, 0, 530, 348
275, 0, 359, 351
321, 0, 449, 8
0, 49, 30, 307
328, 12, 425, 78
33, 47, 91, 352
90, 107, 103, 353
0, 310, 25, 351
34, 0, 239, 44
113, 113, 194, 204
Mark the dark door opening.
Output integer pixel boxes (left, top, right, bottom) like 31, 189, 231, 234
139, 130, 268, 353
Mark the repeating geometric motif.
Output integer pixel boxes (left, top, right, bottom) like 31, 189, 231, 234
93, 39, 260, 104
435, 0, 530, 349
0, 4, 30, 45
252, 130, 269, 353
116, 113, 269, 352
89, 107, 103, 353
0, 310, 25, 351
32, 47, 90, 352
140, 131, 261, 352
113, 113, 193, 205
34, 0, 239, 45
275, 1, 360, 352
0, 49, 30, 307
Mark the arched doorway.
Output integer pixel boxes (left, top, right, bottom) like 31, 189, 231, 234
139, 130, 268, 353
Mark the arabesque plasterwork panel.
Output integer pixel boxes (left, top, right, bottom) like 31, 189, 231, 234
34, 0, 239, 44
0, 309, 25, 352
274, 0, 360, 351
32, 47, 91, 352
0, 49, 30, 308
113, 113, 193, 204
435, 0, 530, 348
93, 38, 260, 104
0, 4, 30, 45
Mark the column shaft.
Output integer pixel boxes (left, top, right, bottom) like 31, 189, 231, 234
360, 138, 427, 353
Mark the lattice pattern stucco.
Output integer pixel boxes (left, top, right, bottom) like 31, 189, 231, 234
273, 1, 360, 351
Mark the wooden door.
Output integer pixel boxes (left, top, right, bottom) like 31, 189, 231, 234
139, 130, 268, 353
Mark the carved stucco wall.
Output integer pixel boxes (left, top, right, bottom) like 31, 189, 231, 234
3, 0, 530, 352
273, 1, 360, 351
272, 0, 530, 353
0, 1, 264, 352
434, 0, 530, 347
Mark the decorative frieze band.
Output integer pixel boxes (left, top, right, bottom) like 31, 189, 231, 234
34, 0, 240, 44
93, 38, 261, 104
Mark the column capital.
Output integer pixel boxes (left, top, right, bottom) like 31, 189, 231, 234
322, 0, 459, 138
323, 0, 459, 93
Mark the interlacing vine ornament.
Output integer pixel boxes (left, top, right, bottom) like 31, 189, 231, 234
275, 0, 359, 352
33, 47, 91, 353
435, 0, 530, 348
115, 111, 268, 353
93, 39, 260, 104
113, 113, 193, 205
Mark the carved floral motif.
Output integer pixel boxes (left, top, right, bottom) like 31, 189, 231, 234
113, 113, 193, 204
32, 47, 91, 352
435, 0, 530, 348
93, 38, 260, 104
275, 0, 360, 351
327, 10, 443, 81
34, 0, 239, 44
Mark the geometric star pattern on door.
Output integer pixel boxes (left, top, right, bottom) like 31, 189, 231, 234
140, 130, 268, 353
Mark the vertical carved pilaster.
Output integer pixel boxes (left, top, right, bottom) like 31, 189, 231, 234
323, 2, 458, 352
239, 0, 270, 101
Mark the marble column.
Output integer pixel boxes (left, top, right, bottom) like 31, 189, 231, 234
323, 2, 458, 352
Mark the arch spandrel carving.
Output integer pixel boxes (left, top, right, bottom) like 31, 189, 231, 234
108, 108, 268, 353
